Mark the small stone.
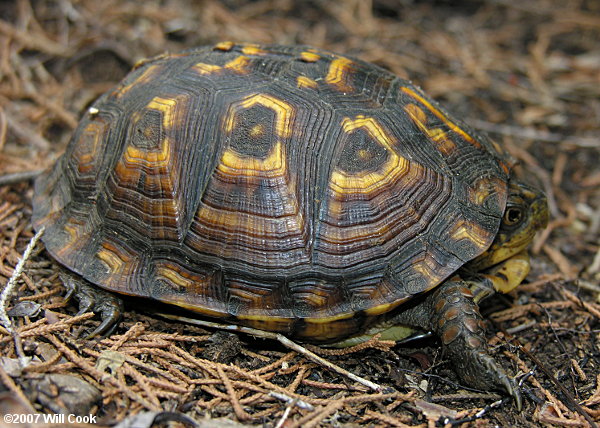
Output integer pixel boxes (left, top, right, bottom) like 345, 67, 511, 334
35, 374, 100, 415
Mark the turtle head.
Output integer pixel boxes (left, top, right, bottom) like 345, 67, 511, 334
470, 180, 549, 270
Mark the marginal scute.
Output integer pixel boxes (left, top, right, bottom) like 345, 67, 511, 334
408, 249, 449, 289
325, 56, 355, 92
404, 103, 457, 156
400, 86, 483, 150
299, 51, 320, 63
156, 263, 196, 290
213, 41, 234, 51
468, 176, 506, 213
73, 120, 108, 174
94, 240, 139, 289
241, 44, 266, 56
113, 64, 162, 99
449, 218, 493, 251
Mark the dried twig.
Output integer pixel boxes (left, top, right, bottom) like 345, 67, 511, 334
157, 313, 384, 392
0, 226, 44, 367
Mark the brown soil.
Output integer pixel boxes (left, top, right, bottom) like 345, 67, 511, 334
0, 1, 599, 427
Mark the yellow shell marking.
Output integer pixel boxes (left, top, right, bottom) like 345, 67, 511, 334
192, 91, 304, 255
115, 64, 160, 98
304, 312, 355, 324
400, 86, 482, 150
300, 51, 321, 62
213, 41, 234, 51
330, 116, 413, 194
411, 252, 447, 286
96, 242, 130, 274
122, 96, 176, 167
192, 55, 251, 75
241, 44, 266, 55
224, 55, 250, 73
449, 218, 492, 249
219, 141, 285, 177
76, 121, 105, 173
363, 300, 405, 316
468, 176, 505, 207
112, 96, 188, 240
55, 220, 88, 259
192, 62, 222, 74
156, 265, 194, 289
250, 124, 265, 137
224, 93, 293, 138
404, 103, 457, 156
325, 57, 354, 92
297, 76, 318, 89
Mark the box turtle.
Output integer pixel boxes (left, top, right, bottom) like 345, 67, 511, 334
32, 42, 548, 407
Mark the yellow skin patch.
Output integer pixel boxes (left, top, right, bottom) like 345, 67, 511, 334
401, 86, 482, 150
469, 251, 531, 303
325, 57, 354, 92
332, 325, 416, 348
224, 93, 293, 138
296, 76, 318, 89
330, 115, 417, 194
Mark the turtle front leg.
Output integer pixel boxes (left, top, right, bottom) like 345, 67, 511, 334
388, 278, 522, 409
60, 271, 124, 338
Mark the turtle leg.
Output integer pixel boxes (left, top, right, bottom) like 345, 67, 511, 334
60, 271, 124, 338
467, 250, 531, 304
387, 278, 522, 409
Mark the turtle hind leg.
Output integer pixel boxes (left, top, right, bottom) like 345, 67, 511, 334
429, 279, 522, 409
60, 271, 124, 338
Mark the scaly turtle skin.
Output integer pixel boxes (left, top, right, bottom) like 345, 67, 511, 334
32, 42, 548, 407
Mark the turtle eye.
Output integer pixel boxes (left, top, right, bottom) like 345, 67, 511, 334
503, 206, 524, 227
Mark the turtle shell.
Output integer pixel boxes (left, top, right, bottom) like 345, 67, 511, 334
32, 43, 511, 341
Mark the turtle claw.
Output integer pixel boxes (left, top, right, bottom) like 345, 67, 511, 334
466, 348, 523, 411
59, 271, 124, 338
501, 374, 522, 411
